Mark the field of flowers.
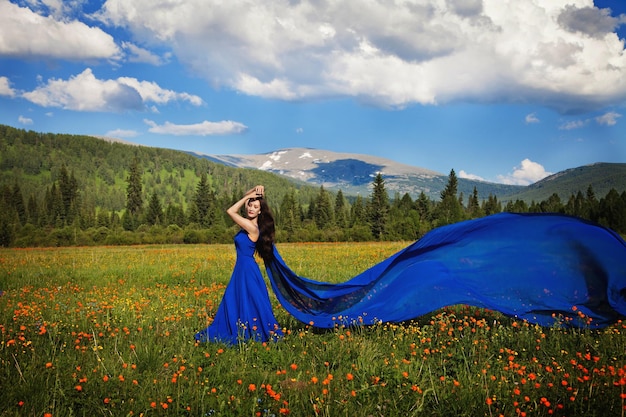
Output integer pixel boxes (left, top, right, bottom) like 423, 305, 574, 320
0, 242, 624, 417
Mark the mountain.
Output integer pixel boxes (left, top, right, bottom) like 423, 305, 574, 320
503, 163, 626, 203
190, 148, 524, 201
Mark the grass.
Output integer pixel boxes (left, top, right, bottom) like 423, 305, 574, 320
0, 242, 624, 417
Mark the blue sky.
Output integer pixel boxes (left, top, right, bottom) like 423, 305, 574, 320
1, 0, 625, 185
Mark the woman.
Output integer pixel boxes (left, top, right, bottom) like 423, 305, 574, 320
195, 185, 283, 344
197, 187, 626, 342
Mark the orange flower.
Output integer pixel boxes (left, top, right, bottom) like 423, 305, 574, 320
75, 385, 82, 392
45, 362, 53, 368
346, 373, 354, 381
290, 363, 298, 371
248, 383, 256, 392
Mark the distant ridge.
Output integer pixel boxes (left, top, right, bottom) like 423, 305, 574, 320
504, 162, 626, 203
190, 147, 524, 200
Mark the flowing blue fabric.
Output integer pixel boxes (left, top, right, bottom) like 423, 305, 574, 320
195, 230, 283, 344
265, 213, 626, 329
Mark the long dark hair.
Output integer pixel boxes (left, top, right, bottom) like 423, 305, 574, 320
250, 197, 275, 262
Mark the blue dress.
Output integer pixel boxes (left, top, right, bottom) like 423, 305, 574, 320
195, 230, 283, 344
265, 213, 626, 329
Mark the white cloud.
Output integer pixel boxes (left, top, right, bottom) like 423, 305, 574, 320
458, 170, 485, 181
117, 77, 203, 106
525, 113, 540, 124
121, 42, 167, 65
559, 119, 587, 130
18, 115, 33, 125
497, 159, 552, 185
20, 0, 84, 19
0, 1, 121, 61
144, 119, 248, 136
595, 111, 621, 126
96, 0, 626, 111
0, 76, 16, 97
21, 68, 203, 112
104, 129, 139, 138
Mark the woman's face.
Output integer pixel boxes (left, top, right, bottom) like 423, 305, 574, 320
246, 199, 261, 219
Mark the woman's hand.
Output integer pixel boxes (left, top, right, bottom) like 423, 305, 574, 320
246, 185, 264, 198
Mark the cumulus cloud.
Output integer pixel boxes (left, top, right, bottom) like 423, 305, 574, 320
458, 170, 485, 181
144, 119, 248, 136
497, 159, 552, 185
595, 111, 621, 126
557, 5, 622, 39
0, 1, 121, 61
0, 76, 16, 97
525, 113, 540, 124
95, 0, 626, 111
21, 68, 203, 112
18, 115, 33, 125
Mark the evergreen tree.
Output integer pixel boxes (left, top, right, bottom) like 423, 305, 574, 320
467, 186, 483, 218
565, 191, 585, 218
483, 194, 501, 216
350, 195, 367, 226
539, 193, 563, 213
10, 183, 26, 225
334, 189, 348, 228
126, 157, 143, 216
388, 193, 419, 240
598, 188, 626, 233
435, 169, 463, 226
146, 191, 163, 225
46, 183, 64, 227
415, 191, 432, 222
314, 185, 333, 229
165, 203, 186, 227
504, 199, 528, 213
58, 164, 79, 223
586, 185, 599, 222
369, 173, 389, 239
279, 189, 302, 235
27, 194, 39, 225
193, 173, 211, 224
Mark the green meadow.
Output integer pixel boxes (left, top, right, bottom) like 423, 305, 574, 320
0, 243, 624, 416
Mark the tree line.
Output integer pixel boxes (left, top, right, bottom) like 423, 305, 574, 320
1, 155, 625, 247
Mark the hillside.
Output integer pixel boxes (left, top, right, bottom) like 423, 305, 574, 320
503, 163, 626, 203
0, 125, 320, 214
